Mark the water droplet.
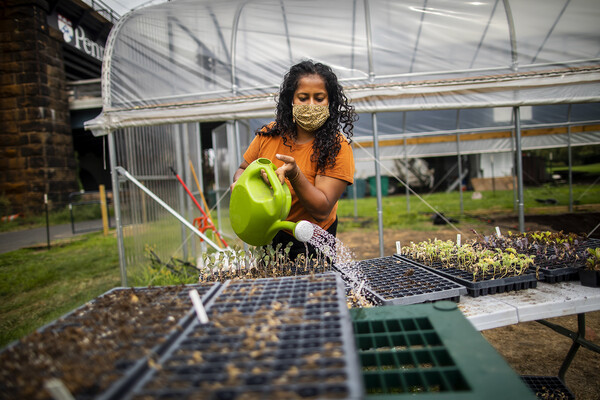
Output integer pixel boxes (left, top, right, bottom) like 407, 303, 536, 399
307, 224, 371, 305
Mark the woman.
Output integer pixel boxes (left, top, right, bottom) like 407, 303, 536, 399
232, 60, 356, 261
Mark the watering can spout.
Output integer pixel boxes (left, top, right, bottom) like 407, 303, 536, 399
269, 220, 314, 243
293, 220, 314, 242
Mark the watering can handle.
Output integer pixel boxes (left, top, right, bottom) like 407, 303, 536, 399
259, 163, 285, 202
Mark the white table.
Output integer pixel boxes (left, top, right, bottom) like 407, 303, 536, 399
458, 281, 600, 380
459, 281, 600, 331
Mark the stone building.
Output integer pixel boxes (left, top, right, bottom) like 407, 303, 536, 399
0, 0, 114, 214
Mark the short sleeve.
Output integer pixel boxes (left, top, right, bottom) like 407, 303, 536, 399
243, 122, 276, 164
243, 135, 262, 164
322, 135, 355, 184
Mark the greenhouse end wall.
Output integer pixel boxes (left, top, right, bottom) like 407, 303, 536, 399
91, 0, 600, 272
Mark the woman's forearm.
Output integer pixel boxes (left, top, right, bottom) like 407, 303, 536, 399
288, 172, 345, 222
232, 167, 245, 183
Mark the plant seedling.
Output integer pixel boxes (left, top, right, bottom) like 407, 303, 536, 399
585, 248, 600, 271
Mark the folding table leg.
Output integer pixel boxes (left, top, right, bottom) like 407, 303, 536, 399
537, 313, 600, 381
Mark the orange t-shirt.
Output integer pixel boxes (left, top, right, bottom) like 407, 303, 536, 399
243, 124, 354, 230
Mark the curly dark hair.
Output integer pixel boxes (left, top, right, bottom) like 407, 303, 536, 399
257, 60, 357, 173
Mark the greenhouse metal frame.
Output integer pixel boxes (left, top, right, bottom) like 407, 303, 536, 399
85, 0, 600, 284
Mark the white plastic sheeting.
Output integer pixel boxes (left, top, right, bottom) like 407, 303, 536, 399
91, 0, 600, 275
87, 0, 600, 133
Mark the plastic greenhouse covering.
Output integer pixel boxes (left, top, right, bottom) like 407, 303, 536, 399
85, 0, 600, 278
88, 0, 600, 131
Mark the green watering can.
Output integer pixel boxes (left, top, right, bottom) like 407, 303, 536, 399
229, 158, 314, 246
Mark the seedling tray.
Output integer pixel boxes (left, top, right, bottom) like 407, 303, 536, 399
515, 237, 599, 283
344, 282, 383, 307
395, 255, 537, 298
527, 237, 599, 283
0, 283, 219, 400
521, 375, 575, 400
124, 273, 364, 399
344, 257, 467, 305
584, 237, 600, 248
351, 302, 536, 399
535, 258, 583, 283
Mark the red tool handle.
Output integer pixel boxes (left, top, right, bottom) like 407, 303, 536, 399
170, 167, 229, 248
170, 167, 208, 218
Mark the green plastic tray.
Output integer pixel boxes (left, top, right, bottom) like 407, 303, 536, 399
350, 302, 536, 399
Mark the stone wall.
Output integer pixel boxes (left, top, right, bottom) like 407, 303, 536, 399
0, 0, 79, 214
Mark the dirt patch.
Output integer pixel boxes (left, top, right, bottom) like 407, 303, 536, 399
338, 212, 600, 400
482, 314, 600, 400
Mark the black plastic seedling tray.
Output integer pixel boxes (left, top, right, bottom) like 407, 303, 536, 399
528, 237, 600, 283
535, 258, 583, 283
521, 375, 575, 400
0, 283, 219, 400
344, 281, 383, 307
395, 255, 537, 298
584, 237, 600, 248
345, 257, 467, 305
519, 237, 599, 283
98, 284, 223, 400
123, 273, 364, 400
351, 302, 536, 399
34, 283, 218, 330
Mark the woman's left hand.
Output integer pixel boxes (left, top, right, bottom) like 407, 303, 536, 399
275, 154, 300, 184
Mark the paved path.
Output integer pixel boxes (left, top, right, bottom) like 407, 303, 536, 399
0, 219, 114, 254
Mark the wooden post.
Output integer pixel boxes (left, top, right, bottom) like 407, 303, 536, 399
99, 184, 109, 236
44, 193, 50, 249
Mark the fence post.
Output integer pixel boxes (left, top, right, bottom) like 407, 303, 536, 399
99, 184, 109, 236
45, 193, 50, 250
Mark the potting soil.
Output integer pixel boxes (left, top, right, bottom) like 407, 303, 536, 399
0, 284, 216, 400
125, 274, 364, 399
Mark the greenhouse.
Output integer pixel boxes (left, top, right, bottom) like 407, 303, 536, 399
84, 0, 600, 280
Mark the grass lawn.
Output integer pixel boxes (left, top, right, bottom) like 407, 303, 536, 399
338, 183, 600, 232
0, 232, 120, 348
551, 162, 600, 176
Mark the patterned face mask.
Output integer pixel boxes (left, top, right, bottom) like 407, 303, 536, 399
292, 104, 330, 132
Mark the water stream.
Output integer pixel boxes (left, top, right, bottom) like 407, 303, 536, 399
307, 224, 372, 305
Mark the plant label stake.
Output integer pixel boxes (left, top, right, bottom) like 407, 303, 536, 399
44, 378, 75, 400
457, 234, 461, 247
189, 289, 209, 324
496, 226, 502, 236
396, 241, 401, 254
